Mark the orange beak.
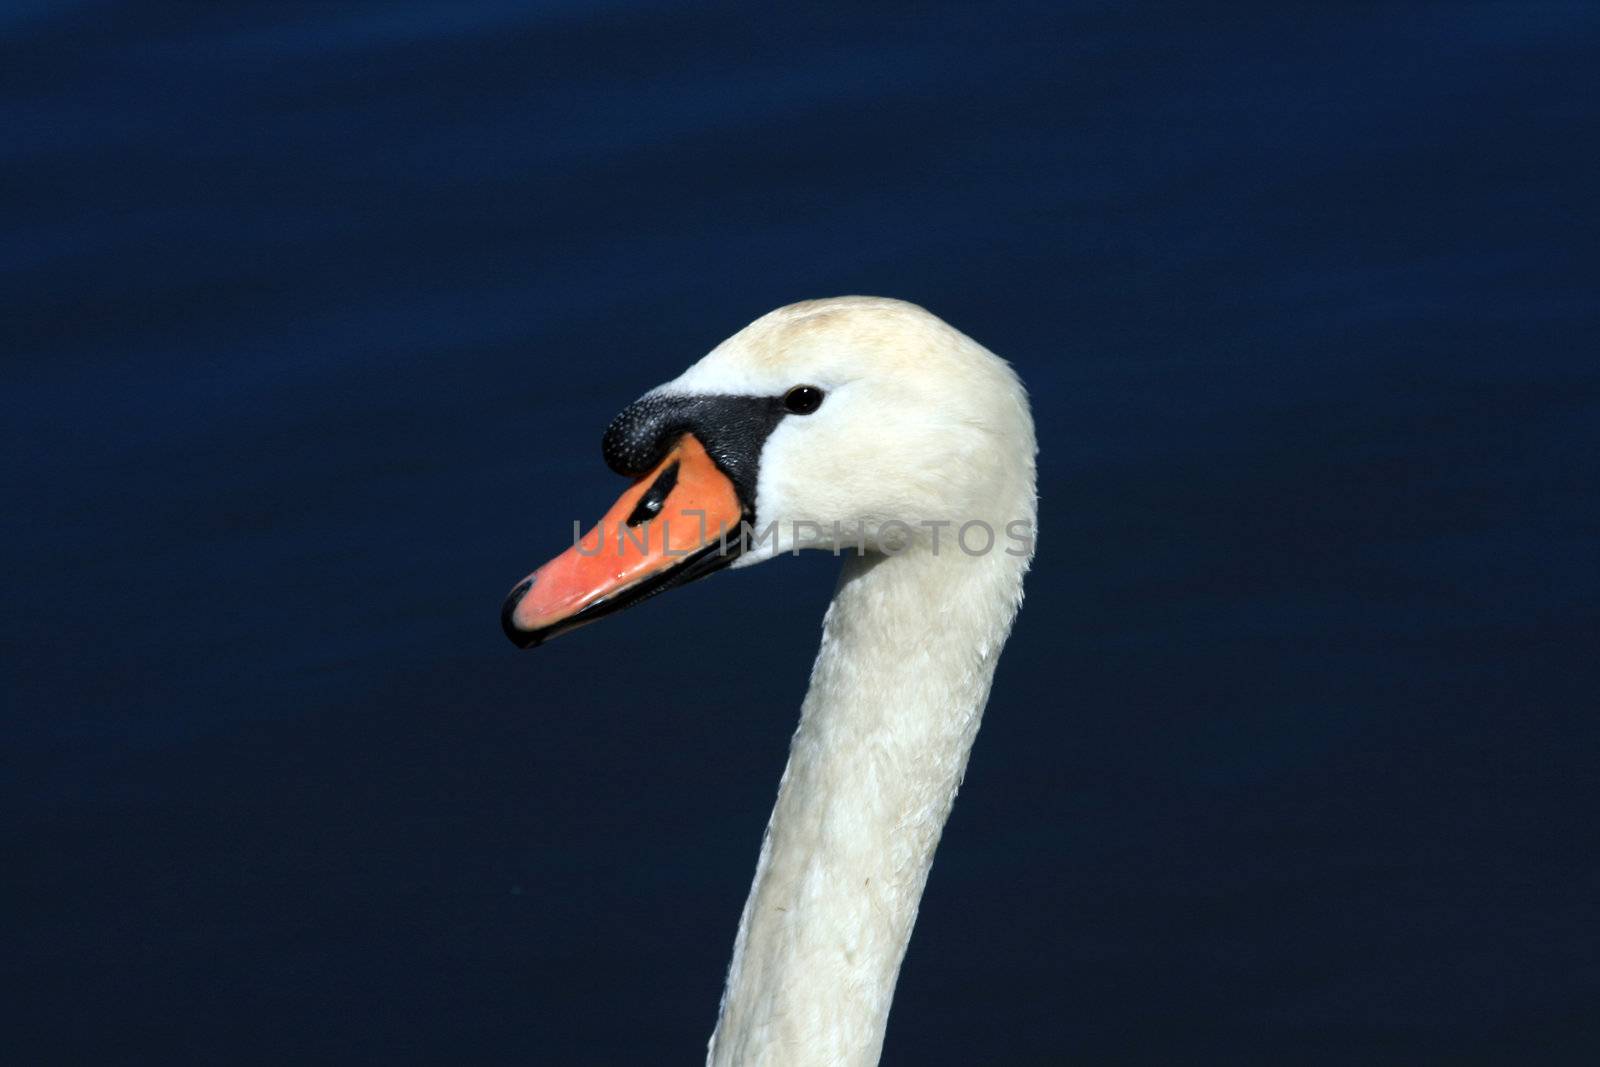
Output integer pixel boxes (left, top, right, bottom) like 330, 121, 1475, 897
501, 433, 745, 647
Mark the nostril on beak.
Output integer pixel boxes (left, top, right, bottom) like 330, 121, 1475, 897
501, 578, 536, 648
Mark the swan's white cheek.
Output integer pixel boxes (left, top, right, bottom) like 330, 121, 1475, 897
740, 398, 944, 565
736, 416, 859, 564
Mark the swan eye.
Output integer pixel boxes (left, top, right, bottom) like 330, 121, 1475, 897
783, 385, 825, 415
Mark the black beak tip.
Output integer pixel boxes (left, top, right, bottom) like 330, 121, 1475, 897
501, 578, 540, 649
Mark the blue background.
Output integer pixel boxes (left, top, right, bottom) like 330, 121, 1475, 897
6, 2, 1598, 1063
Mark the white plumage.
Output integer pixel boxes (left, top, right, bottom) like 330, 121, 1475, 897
647, 298, 1039, 1066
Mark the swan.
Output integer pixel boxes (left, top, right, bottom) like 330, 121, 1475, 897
501, 297, 1037, 1066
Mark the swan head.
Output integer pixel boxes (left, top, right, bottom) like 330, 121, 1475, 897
502, 297, 1036, 647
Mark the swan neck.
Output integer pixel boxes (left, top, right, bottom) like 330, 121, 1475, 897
707, 546, 1024, 1066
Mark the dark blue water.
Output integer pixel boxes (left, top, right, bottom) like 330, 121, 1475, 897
6, 3, 1598, 1063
